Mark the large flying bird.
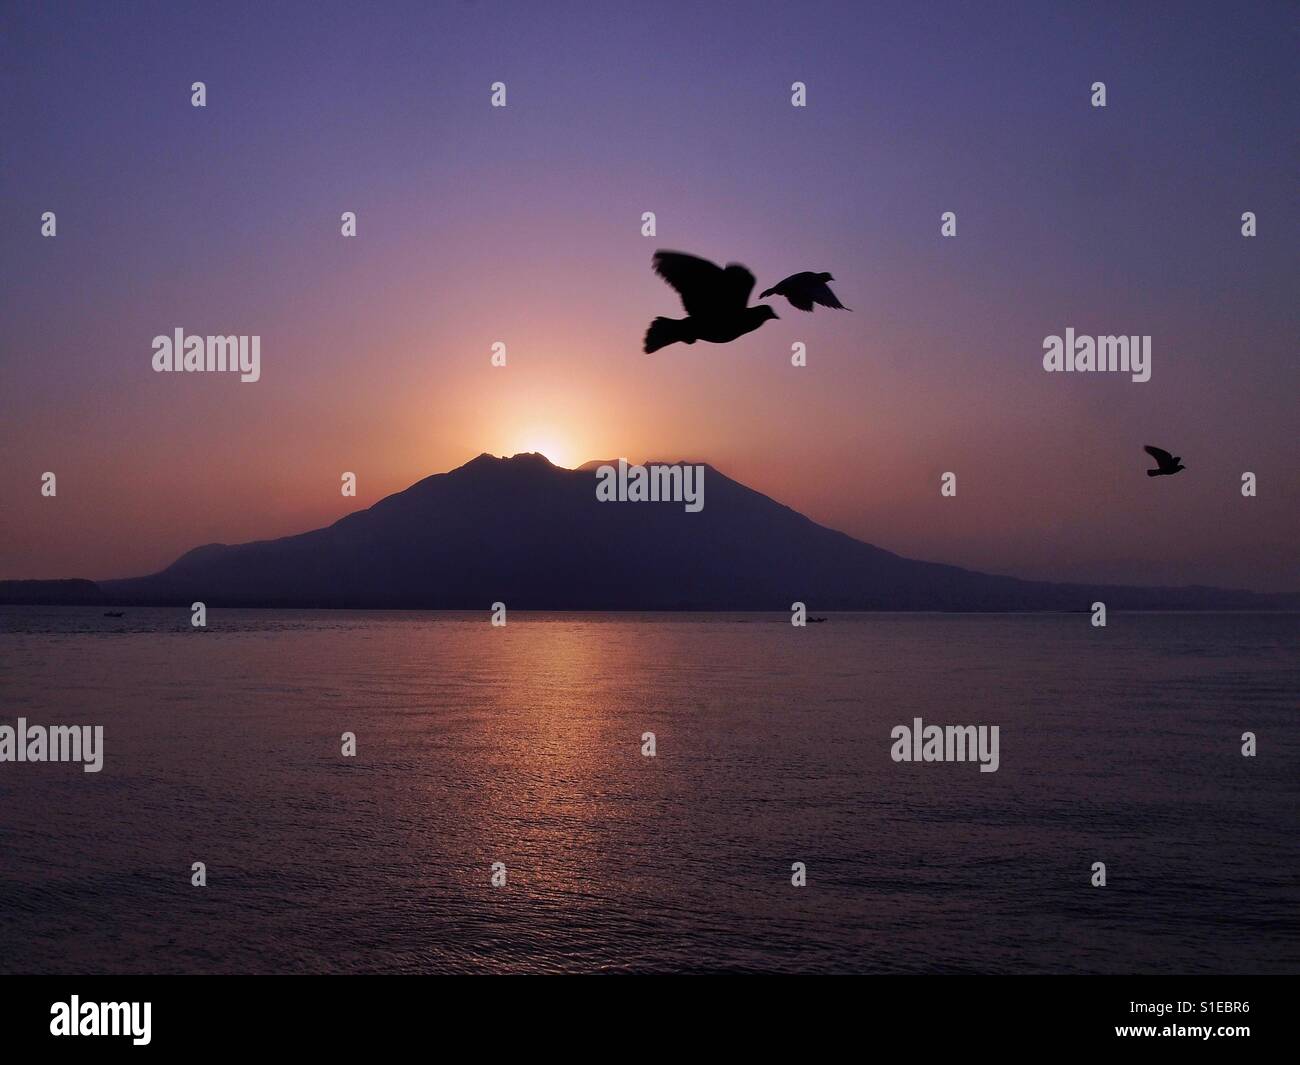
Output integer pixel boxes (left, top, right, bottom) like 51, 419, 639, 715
759, 271, 849, 312
644, 250, 779, 354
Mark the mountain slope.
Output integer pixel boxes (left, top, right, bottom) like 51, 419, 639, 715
84, 453, 1292, 611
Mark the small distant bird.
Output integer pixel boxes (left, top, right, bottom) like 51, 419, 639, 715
644, 250, 779, 354
759, 271, 850, 312
1144, 445, 1185, 477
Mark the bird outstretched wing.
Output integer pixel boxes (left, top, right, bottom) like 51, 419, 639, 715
809, 281, 847, 310
720, 262, 756, 310
652, 251, 723, 316
1144, 445, 1174, 465
653, 251, 753, 315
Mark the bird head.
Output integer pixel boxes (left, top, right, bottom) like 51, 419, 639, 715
819, 272, 834, 282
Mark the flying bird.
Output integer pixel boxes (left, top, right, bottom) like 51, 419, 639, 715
644, 250, 779, 354
1144, 445, 1185, 477
759, 271, 849, 312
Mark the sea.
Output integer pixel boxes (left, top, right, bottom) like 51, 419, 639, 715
0, 608, 1295, 974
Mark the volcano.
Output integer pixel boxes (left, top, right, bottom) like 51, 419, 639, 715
5, 453, 1292, 611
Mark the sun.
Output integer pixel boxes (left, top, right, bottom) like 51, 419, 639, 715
510, 433, 575, 469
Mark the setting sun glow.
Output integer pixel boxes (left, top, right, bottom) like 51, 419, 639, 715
509, 434, 576, 469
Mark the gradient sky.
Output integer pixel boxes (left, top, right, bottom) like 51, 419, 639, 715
2, 0, 1296, 592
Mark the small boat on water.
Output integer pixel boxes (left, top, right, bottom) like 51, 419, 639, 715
103, 611, 125, 618
808, 616, 828, 623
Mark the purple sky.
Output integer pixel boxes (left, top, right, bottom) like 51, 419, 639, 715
1, 0, 1296, 592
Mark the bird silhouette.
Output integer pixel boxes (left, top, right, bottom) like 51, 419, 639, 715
644, 251, 779, 353
1144, 445, 1185, 477
759, 271, 849, 311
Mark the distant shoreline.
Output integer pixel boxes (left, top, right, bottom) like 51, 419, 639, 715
1, 595, 1297, 617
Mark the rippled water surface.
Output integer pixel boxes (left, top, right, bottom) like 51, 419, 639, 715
0, 608, 1295, 973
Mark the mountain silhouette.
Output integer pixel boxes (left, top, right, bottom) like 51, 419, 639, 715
2, 453, 1277, 611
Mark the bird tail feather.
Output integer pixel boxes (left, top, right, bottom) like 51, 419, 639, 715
644, 317, 684, 354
